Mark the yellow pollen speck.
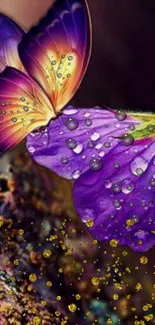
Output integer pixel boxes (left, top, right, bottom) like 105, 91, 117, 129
86, 219, 94, 228
68, 303, 77, 313
110, 239, 118, 247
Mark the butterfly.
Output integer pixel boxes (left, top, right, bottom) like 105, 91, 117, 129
0, 0, 155, 252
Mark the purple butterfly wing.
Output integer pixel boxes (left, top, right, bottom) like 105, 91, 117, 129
73, 137, 155, 252
26, 106, 140, 179
0, 13, 25, 72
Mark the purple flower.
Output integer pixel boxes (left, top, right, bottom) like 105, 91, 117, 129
26, 105, 155, 252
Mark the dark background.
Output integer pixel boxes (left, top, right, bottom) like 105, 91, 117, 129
1, 0, 155, 112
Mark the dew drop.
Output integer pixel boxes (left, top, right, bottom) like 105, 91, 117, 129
129, 123, 135, 131
115, 110, 127, 121
147, 124, 154, 132
66, 138, 77, 150
130, 156, 148, 176
136, 168, 144, 176
67, 74, 71, 78
112, 184, 122, 194
87, 141, 95, 149
52, 60, 56, 65
122, 179, 134, 194
23, 106, 29, 112
99, 151, 105, 158
2, 110, 6, 115
104, 141, 110, 148
89, 158, 103, 171
95, 143, 103, 150
57, 73, 62, 78
72, 170, 81, 179
114, 162, 120, 169
113, 200, 122, 209
110, 213, 115, 219
149, 178, 155, 187
121, 133, 134, 146
84, 112, 91, 118
132, 215, 140, 224
20, 97, 25, 102
85, 119, 92, 127
91, 132, 101, 141
65, 117, 79, 130
1, 102, 6, 107
68, 56, 73, 61
61, 157, 69, 164
73, 144, 83, 154
11, 117, 17, 123
28, 146, 36, 153
104, 179, 112, 189
63, 107, 78, 115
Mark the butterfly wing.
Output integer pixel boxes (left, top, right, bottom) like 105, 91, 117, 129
18, 0, 92, 113
0, 13, 25, 72
0, 67, 55, 154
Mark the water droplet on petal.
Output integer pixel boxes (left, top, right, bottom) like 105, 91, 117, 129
28, 146, 36, 153
104, 180, 112, 189
68, 56, 73, 61
85, 119, 92, 126
147, 124, 154, 132
130, 157, 148, 176
66, 138, 77, 150
89, 158, 103, 171
122, 179, 134, 194
63, 107, 78, 115
99, 151, 105, 157
121, 133, 134, 146
1, 102, 6, 107
72, 170, 81, 179
129, 123, 135, 131
115, 110, 127, 121
87, 141, 95, 149
11, 117, 17, 123
61, 157, 69, 164
52, 60, 56, 65
65, 118, 79, 130
95, 143, 103, 150
104, 141, 110, 148
110, 213, 115, 219
23, 106, 29, 112
114, 162, 120, 169
84, 112, 91, 118
113, 200, 122, 209
73, 143, 83, 154
132, 215, 140, 224
42, 134, 49, 145
112, 184, 122, 194
20, 97, 25, 102
149, 178, 155, 187
57, 73, 62, 78
136, 168, 144, 176
91, 132, 101, 141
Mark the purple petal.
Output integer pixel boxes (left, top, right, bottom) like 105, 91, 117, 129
26, 106, 140, 179
73, 137, 155, 252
